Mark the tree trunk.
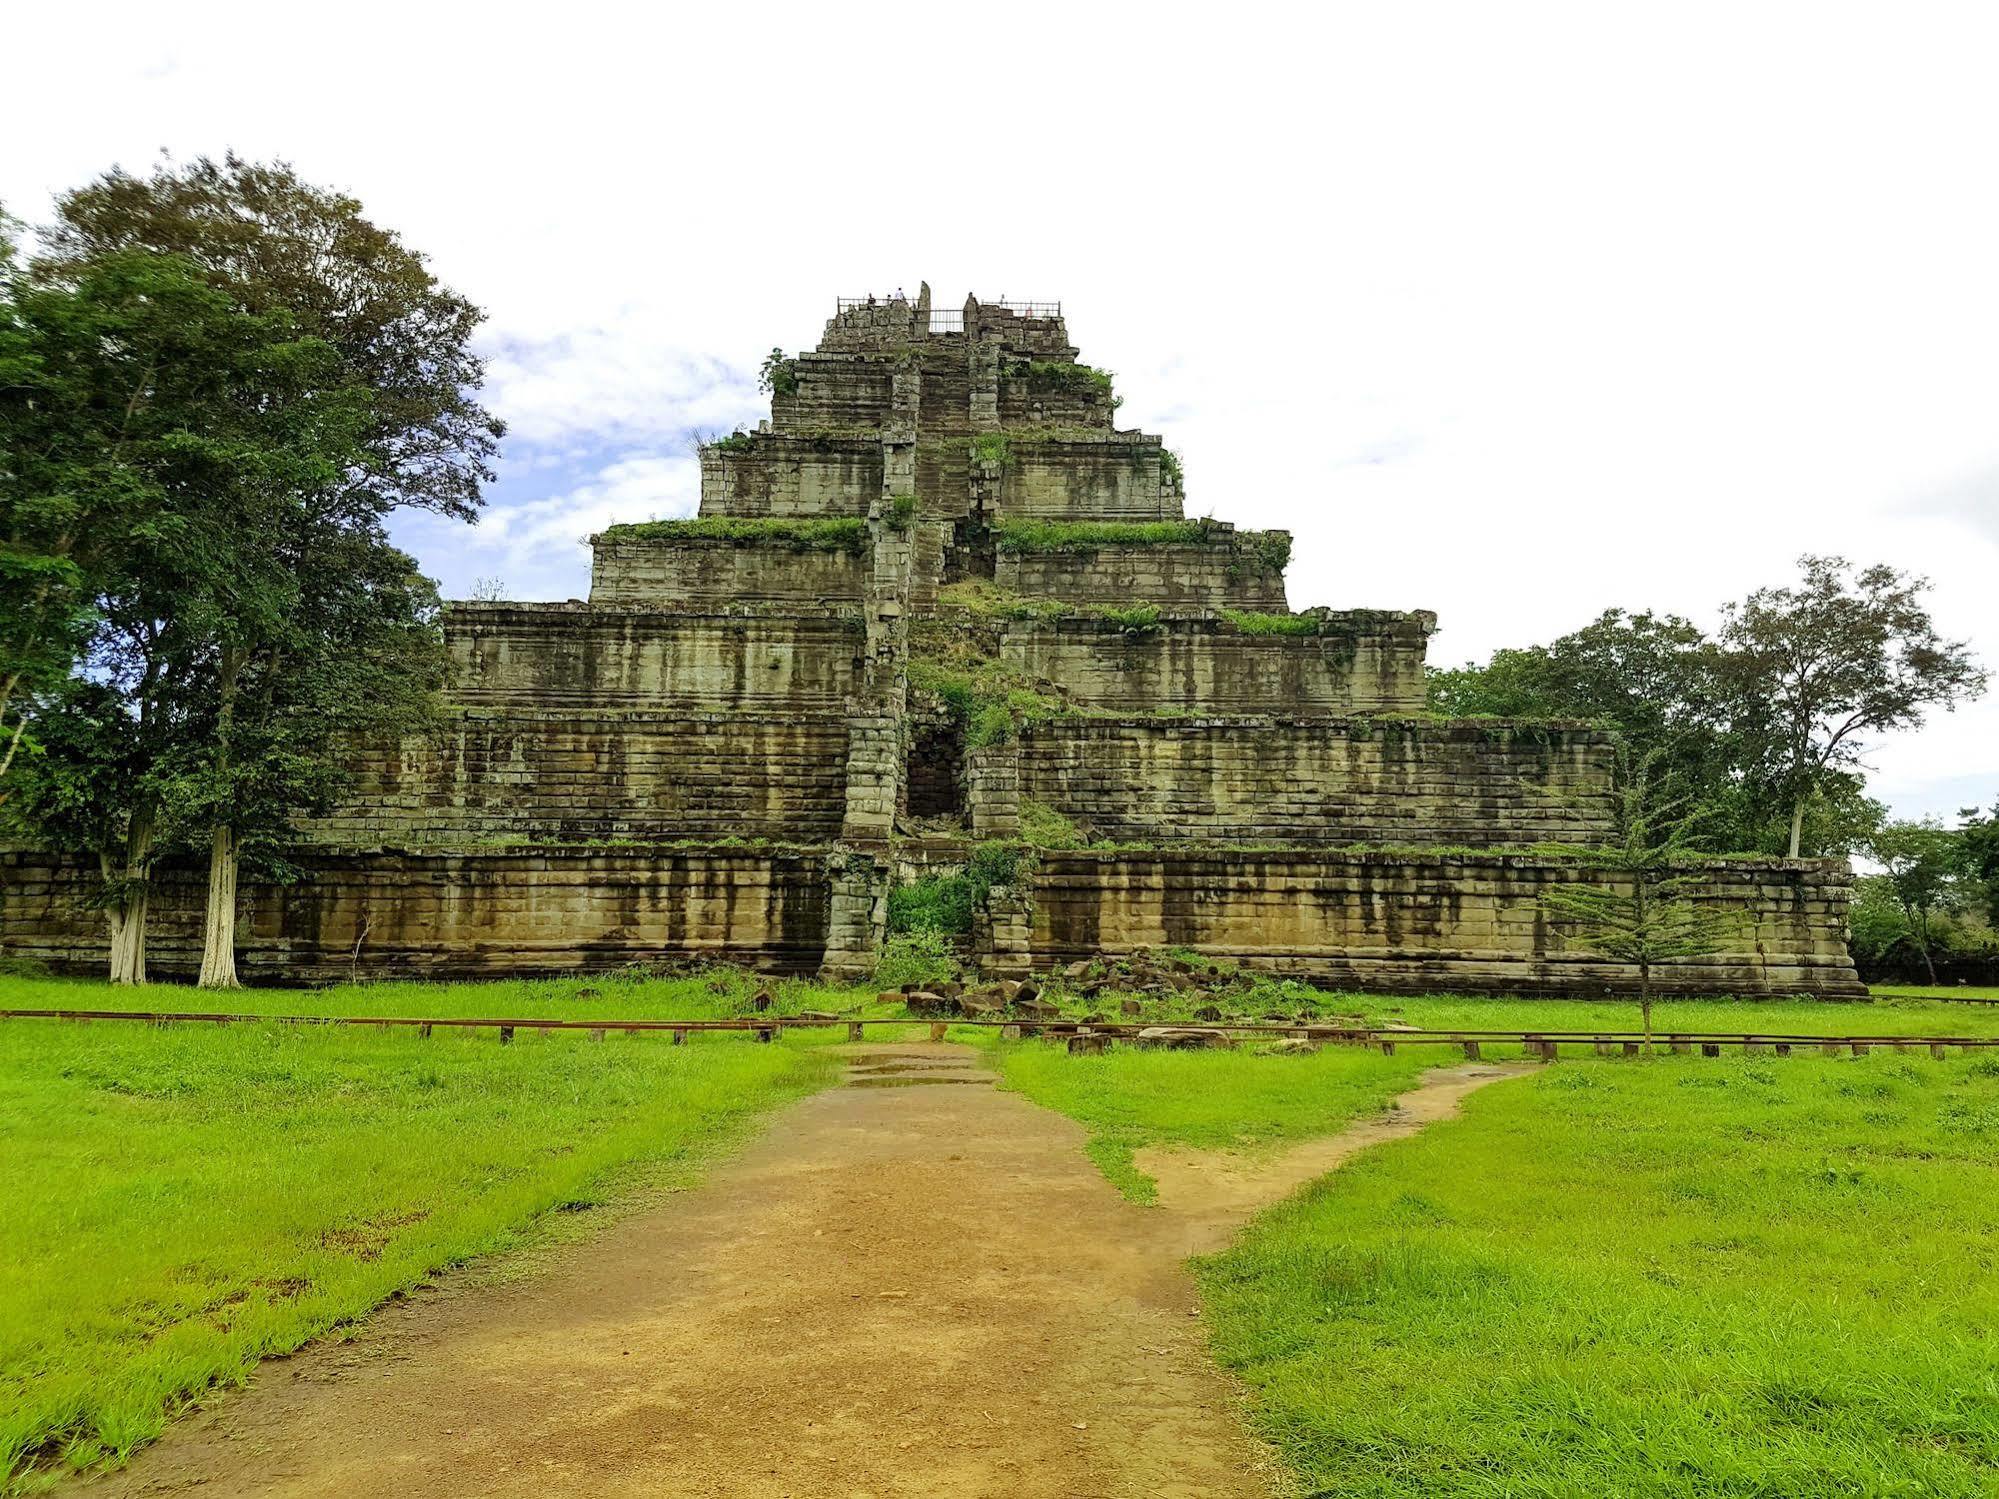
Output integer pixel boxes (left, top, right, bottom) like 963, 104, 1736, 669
1788, 796, 1806, 859
107, 814, 154, 986
1639, 962, 1654, 1052
197, 824, 242, 990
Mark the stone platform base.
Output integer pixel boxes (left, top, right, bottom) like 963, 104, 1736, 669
2, 845, 1862, 998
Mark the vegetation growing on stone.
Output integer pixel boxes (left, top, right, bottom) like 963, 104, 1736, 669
706, 430, 756, 453
756, 347, 799, 398
1018, 798, 1089, 849
994, 519, 1225, 552
1010, 358, 1117, 404
1217, 608, 1319, 636
594, 517, 868, 555
885, 494, 917, 532
968, 432, 1013, 470
991, 520, 1290, 574
885, 841, 1031, 935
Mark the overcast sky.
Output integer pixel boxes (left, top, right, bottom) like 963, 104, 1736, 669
8, 2, 1996, 823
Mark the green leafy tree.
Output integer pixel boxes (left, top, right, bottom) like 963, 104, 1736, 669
2, 240, 358, 980
0, 680, 158, 981
1539, 749, 1740, 1046
1864, 819, 1970, 985
1, 229, 252, 798
159, 521, 449, 988
1427, 610, 1772, 850
15, 157, 499, 987
1719, 556, 1986, 857
1961, 800, 1999, 927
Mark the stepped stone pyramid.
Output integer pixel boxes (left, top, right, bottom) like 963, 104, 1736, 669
1, 286, 1863, 995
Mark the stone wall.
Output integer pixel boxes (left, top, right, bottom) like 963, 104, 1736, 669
772, 355, 895, 430
589, 536, 866, 605
994, 535, 1288, 610
1013, 718, 1615, 847
301, 710, 851, 847
699, 436, 881, 517
998, 613, 1434, 713
1, 848, 831, 981
1027, 849, 1864, 997
998, 437, 1180, 520
447, 605, 862, 710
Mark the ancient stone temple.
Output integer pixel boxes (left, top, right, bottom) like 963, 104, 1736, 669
1, 287, 1863, 995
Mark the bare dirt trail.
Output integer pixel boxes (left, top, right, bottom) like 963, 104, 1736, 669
1137, 1062, 1536, 1256
82, 1046, 1526, 1499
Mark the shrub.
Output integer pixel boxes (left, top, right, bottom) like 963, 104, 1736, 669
1219, 608, 1319, 636
757, 347, 799, 398
969, 432, 1013, 470
873, 931, 963, 989
1019, 799, 1087, 849
887, 876, 977, 936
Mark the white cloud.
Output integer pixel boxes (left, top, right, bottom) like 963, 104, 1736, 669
480, 454, 696, 561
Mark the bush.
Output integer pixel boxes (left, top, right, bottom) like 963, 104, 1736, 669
888, 875, 977, 936
757, 347, 799, 398
873, 931, 963, 989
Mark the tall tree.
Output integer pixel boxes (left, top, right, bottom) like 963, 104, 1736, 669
1538, 749, 1740, 1046
22, 157, 501, 986
1428, 609, 1789, 852
1718, 556, 1986, 857
1961, 801, 1999, 928
2, 241, 348, 980
1, 680, 157, 981
1863, 819, 1970, 985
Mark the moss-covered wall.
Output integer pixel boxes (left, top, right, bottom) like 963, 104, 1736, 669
998, 613, 1434, 713
1015, 718, 1616, 847
1, 848, 832, 981
1029, 849, 1864, 997
301, 710, 851, 847
446, 604, 862, 710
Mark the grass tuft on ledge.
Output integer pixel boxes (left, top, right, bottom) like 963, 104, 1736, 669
593, 517, 867, 555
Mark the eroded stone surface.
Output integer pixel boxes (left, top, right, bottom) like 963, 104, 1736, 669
0, 288, 1863, 996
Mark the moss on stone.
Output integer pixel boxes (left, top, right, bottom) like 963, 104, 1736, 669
594, 517, 868, 555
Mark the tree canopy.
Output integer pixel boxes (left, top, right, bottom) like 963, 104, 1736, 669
1429, 558, 1983, 858
1, 157, 498, 985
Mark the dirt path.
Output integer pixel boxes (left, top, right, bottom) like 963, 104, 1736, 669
1136, 1062, 1535, 1255
82, 1047, 1525, 1499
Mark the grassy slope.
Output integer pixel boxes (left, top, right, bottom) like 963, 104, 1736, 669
1198, 1053, 1999, 1496
0, 972, 871, 1489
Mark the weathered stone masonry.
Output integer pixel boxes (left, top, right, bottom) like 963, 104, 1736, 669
0, 284, 1863, 994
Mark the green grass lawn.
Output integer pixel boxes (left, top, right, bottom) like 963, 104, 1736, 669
10, 968, 1998, 1493
1195, 1052, 1999, 1496
990, 1043, 1436, 1201
0, 971, 870, 1491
